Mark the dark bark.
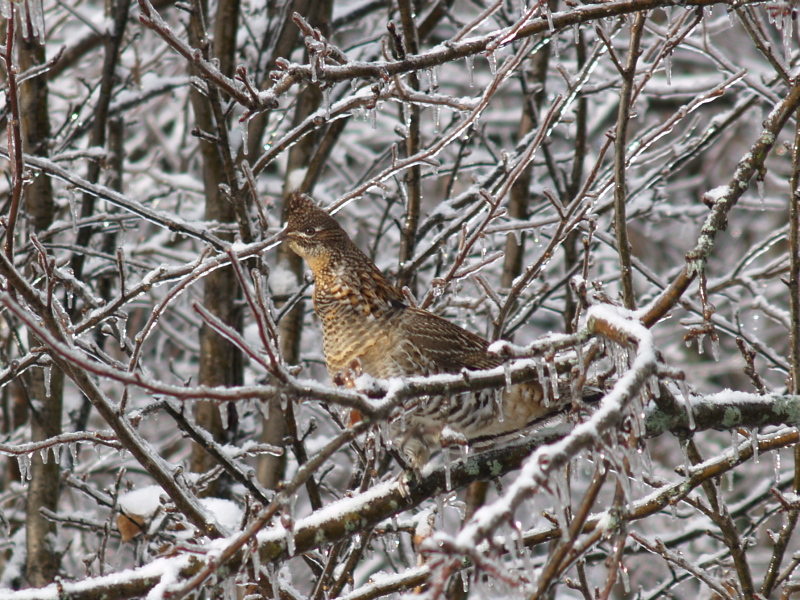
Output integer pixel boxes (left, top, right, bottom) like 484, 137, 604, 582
18, 31, 63, 587
187, 0, 244, 497
257, 0, 333, 493
69, 0, 133, 282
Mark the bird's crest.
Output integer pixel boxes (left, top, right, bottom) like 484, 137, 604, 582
286, 193, 339, 234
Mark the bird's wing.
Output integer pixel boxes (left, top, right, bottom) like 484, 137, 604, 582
396, 307, 501, 374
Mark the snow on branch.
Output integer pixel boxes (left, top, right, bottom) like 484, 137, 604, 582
646, 389, 800, 436
447, 304, 658, 556
641, 75, 800, 327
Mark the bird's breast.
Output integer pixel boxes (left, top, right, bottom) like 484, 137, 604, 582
314, 285, 404, 378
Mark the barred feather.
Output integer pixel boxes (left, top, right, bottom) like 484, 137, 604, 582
285, 193, 547, 466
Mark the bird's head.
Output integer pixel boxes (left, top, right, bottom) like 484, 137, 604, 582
282, 193, 348, 271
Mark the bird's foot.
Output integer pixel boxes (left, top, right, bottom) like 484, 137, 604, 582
332, 358, 363, 388
440, 426, 468, 450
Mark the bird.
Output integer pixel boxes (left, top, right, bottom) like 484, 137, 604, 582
282, 192, 549, 467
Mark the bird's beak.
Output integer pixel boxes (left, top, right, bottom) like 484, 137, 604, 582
276, 228, 288, 242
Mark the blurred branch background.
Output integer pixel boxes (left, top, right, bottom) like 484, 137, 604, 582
0, 0, 799, 598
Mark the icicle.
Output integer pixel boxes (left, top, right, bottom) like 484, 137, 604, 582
680, 439, 692, 478
219, 404, 229, 430
250, 550, 264, 579
461, 442, 470, 460
709, 335, 720, 362
547, 360, 559, 401
280, 394, 288, 411
664, 52, 672, 85
726, 470, 734, 492
283, 518, 295, 557
757, 178, 766, 210
257, 400, 270, 420
639, 440, 653, 478
669, 501, 677, 521
68, 189, 79, 234
774, 449, 781, 484
465, 55, 475, 87
269, 564, 280, 599
155, 336, 167, 370
535, 359, 547, 406
364, 430, 376, 466
626, 440, 644, 495
768, 4, 778, 25
118, 313, 128, 349
553, 470, 571, 540
504, 530, 518, 564
69, 442, 79, 464
618, 462, 633, 511
678, 380, 695, 431
369, 107, 377, 130
554, 504, 569, 542
647, 375, 659, 398
241, 120, 249, 156
613, 344, 629, 377
620, 563, 630, 594
18, 454, 31, 481
518, 526, 533, 573
494, 389, 504, 423
751, 429, 759, 463
432, 104, 441, 133
503, 362, 513, 392
43, 365, 51, 397
460, 569, 469, 592
53, 445, 61, 465
782, 11, 792, 63
545, 4, 555, 31
486, 51, 497, 75
322, 86, 331, 119
570, 374, 580, 400
373, 427, 382, 471
443, 450, 452, 492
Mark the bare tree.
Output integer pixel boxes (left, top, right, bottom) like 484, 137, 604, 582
1, 0, 800, 598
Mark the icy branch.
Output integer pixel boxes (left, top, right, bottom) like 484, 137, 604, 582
452, 304, 658, 552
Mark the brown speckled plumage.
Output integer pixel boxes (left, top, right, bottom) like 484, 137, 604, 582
285, 193, 547, 465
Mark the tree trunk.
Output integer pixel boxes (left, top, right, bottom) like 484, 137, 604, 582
18, 33, 63, 587
188, 0, 243, 497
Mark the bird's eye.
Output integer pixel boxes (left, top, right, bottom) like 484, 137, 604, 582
304, 226, 316, 236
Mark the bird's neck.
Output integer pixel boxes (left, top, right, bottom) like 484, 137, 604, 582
312, 243, 405, 314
